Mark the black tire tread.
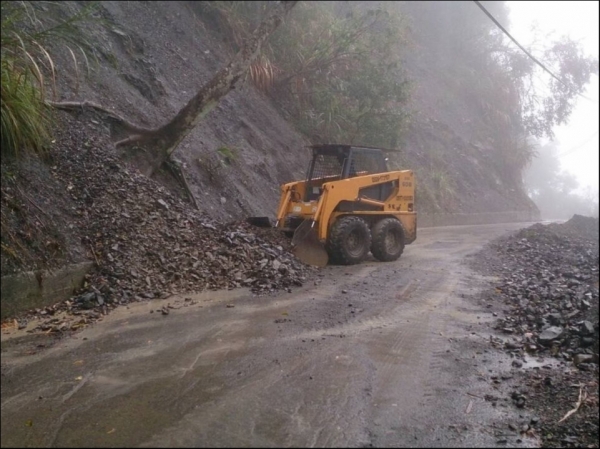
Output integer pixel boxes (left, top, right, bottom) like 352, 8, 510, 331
371, 218, 405, 262
327, 216, 371, 265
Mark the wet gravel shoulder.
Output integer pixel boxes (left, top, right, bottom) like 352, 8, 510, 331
466, 216, 599, 448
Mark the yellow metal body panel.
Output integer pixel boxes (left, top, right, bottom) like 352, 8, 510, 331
275, 170, 417, 244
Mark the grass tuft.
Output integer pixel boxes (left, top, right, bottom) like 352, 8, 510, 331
1, 1, 99, 158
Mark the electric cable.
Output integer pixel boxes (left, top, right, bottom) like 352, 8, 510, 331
473, 0, 599, 104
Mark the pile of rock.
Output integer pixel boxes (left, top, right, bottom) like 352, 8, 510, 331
21, 113, 314, 327
488, 217, 599, 365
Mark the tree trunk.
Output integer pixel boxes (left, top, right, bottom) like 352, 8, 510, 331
118, 0, 298, 176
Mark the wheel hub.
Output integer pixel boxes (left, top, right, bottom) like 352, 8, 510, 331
347, 230, 363, 256
385, 230, 399, 252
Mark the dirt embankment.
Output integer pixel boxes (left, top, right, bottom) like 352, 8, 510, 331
43, 1, 311, 222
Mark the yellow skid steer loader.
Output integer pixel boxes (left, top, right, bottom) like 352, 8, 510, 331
249, 144, 417, 267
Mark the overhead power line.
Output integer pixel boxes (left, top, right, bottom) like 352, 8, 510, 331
473, 0, 599, 104
556, 130, 599, 158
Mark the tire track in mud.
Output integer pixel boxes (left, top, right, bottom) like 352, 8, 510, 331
359, 244, 479, 446
256, 265, 444, 344
153, 236, 496, 447
361, 241, 509, 447
138, 337, 373, 448
141, 262, 401, 447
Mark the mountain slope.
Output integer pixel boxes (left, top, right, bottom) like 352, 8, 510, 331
1, 1, 539, 279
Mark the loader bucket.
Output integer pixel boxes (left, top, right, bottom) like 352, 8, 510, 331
291, 219, 329, 267
246, 217, 273, 228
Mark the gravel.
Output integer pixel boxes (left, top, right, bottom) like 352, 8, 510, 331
470, 216, 599, 448
5, 113, 316, 331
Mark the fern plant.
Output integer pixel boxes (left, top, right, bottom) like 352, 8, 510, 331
1, 1, 98, 158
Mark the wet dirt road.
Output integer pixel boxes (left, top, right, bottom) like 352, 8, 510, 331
1, 223, 537, 448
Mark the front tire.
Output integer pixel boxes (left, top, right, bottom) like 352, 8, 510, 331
327, 216, 371, 265
371, 218, 405, 262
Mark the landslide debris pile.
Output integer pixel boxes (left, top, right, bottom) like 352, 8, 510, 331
7, 114, 314, 325
490, 215, 599, 361
470, 217, 599, 448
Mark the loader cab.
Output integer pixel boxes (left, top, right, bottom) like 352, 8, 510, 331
304, 144, 391, 201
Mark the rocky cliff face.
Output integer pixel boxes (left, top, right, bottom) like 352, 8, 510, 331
45, 1, 311, 222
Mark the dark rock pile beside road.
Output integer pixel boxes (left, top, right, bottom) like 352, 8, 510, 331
6, 114, 314, 330
490, 216, 599, 360
471, 216, 599, 448
58, 117, 313, 296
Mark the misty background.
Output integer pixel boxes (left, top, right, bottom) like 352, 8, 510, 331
509, 1, 599, 219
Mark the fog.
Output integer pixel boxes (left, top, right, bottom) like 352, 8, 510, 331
508, 1, 600, 217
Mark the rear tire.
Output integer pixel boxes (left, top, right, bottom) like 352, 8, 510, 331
327, 216, 371, 265
371, 218, 405, 262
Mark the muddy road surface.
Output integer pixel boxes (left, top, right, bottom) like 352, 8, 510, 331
2, 223, 538, 448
